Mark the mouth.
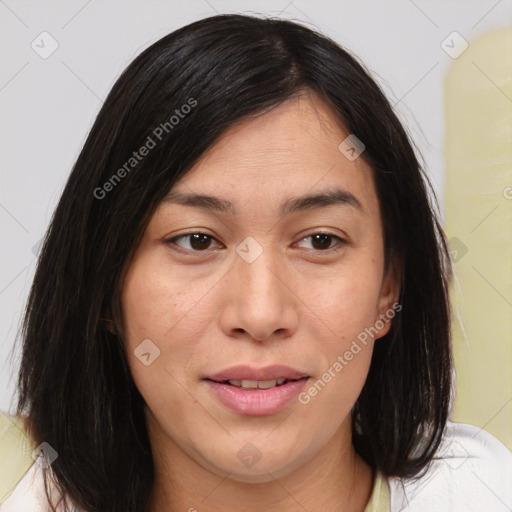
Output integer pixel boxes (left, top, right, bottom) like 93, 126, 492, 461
202, 365, 310, 415
205, 377, 308, 390
204, 364, 309, 384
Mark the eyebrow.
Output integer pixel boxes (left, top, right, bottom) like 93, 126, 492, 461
161, 188, 364, 216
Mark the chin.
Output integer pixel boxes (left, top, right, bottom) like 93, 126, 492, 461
221, 465, 294, 484
202, 447, 305, 484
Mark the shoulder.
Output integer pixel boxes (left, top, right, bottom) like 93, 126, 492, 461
0, 462, 50, 511
387, 420, 512, 511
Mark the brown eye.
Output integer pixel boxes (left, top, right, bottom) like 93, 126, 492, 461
296, 233, 346, 251
165, 233, 221, 252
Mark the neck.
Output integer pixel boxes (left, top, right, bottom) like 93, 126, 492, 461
147, 414, 373, 512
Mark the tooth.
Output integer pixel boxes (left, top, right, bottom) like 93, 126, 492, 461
257, 379, 277, 389
227, 379, 285, 389
241, 380, 259, 389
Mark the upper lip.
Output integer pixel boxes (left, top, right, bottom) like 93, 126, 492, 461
205, 364, 309, 382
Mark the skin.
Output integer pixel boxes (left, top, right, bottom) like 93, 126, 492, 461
120, 89, 399, 512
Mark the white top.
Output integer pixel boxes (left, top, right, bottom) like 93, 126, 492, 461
1, 420, 511, 511
388, 420, 512, 511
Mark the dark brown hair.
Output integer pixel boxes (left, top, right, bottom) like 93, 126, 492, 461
16, 13, 452, 512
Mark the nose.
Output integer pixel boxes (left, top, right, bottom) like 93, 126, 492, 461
219, 243, 299, 343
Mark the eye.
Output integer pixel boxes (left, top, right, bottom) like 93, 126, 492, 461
295, 232, 346, 251
165, 233, 223, 253
164, 231, 346, 254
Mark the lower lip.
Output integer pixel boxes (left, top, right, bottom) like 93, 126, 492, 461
205, 378, 309, 416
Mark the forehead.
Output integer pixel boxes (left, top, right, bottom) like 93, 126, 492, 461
165, 90, 377, 213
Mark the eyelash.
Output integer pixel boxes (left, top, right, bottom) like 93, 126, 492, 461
164, 232, 347, 255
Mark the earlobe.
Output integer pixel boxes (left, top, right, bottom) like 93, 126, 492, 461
104, 319, 118, 335
374, 299, 399, 340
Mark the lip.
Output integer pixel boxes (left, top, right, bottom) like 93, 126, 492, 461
205, 364, 309, 382
205, 377, 309, 416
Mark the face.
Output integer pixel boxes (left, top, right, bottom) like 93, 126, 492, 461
120, 90, 398, 484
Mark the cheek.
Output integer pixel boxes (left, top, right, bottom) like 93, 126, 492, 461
120, 266, 208, 443
120, 256, 205, 403
297, 263, 382, 408
312, 266, 383, 344
121, 254, 206, 350
299, 289, 375, 425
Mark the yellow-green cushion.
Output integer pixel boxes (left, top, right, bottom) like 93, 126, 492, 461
0, 413, 36, 504
365, 471, 390, 512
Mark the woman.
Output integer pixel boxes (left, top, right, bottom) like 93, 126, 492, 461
2, 13, 511, 512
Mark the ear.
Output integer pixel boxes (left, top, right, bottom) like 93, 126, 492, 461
105, 319, 118, 335
375, 254, 401, 340
102, 306, 119, 335
103, 300, 123, 336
